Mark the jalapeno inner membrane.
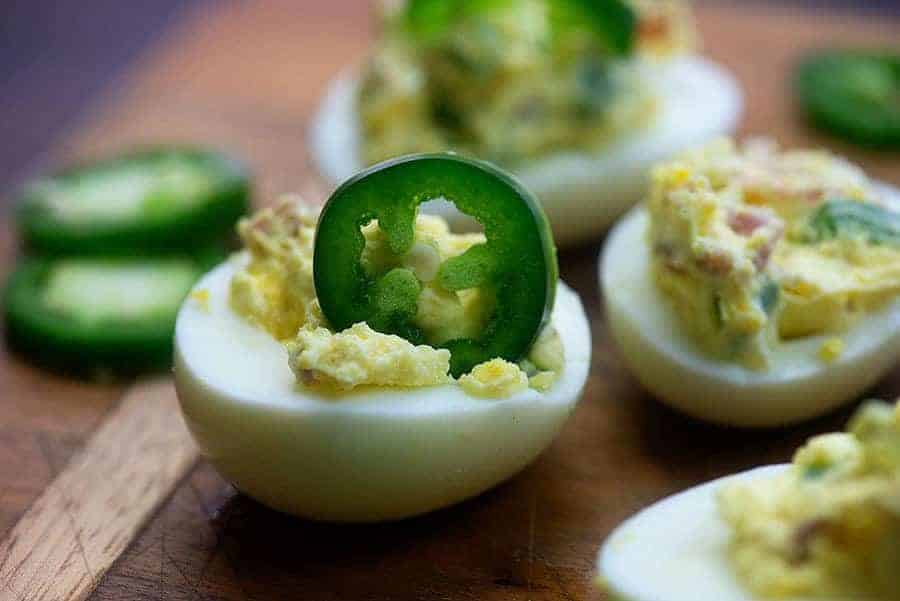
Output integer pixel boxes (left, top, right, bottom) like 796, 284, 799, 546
313, 154, 557, 377
42, 260, 199, 323
31, 159, 216, 225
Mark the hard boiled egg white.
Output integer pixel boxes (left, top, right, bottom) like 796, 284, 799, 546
597, 465, 791, 601
310, 58, 741, 246
600, 183, 900, 428
174, 255, 591, 522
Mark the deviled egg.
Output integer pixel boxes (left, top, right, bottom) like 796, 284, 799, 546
597, 397, 900, 600
174, 154, 591, 522
602, 138, 900, 427
310, 0, 741, 245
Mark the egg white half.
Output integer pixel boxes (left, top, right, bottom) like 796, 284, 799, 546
600, 183, 900, 427
174, 255, 591, 522
309, 57, 742, 245
597, 465, 791, 601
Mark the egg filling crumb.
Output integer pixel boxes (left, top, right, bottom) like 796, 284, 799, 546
648, 137, 900, 369
229, 197, 563, 397
286, 322, 452, 390
459, 358, 529, 399
190, 288, 211, 312
229, 198, 322, 340
817, 337, 844, 363
358, 0, 695, 167
719, 399, 900, 599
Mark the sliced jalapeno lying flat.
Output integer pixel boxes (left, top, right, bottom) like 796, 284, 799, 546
314, 154, 557, 377
795, 50, 900, 149
3, 252, 220, 372
17, 147, 250, 254
804, 199, 900, 246
405, 0, 635, 55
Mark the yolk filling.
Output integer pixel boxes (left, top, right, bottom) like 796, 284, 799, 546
719, 399, 900, 599
648, 138, 900, 369
358, 0, 696, 167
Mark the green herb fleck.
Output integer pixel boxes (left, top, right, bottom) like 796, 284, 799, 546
804, 199, 900, 247
759, 280, 780, 315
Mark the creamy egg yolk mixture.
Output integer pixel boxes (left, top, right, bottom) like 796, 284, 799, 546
719, 399, 900, 599
229, 198, 562, 396
358, 0, 694, 167
648, 138, 900, 369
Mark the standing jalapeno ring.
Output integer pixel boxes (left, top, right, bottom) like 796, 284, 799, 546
795, 50, 900, 149
314, 153, 558, 377
16, 147, 250, 255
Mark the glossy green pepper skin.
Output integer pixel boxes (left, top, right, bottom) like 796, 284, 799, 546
405, 0, 635, 56
313, 154, 558, 377
2, 250, 222, 375
16, 147, 250, 256
795, 50, 900, 149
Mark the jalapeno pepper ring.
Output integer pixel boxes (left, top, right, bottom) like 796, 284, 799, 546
313, 153, 557, 377
16, 147, 250, 255
3, 249, 222, 373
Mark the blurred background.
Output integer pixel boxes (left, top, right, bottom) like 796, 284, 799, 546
1, 0, 898, 196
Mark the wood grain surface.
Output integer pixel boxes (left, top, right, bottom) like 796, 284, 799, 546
0, 380, 197, 601
1, 2, 898, 600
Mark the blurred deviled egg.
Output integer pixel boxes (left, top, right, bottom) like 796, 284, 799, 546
597, 397, 900, 601
310, 0, 741, 245
602, 138, 900, 427
174, 154, 591, 522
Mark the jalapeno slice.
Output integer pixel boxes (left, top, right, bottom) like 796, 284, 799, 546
804, 199, 900, 247
3, 251, 221, 372
313, 154, 557, 377
17, 147, 250, 255
405, 0, 635, 56
795, 50, 900, 149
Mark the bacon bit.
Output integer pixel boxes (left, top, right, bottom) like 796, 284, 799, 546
665, 262, 687, 275
754, 244, 773, 271
697, 250, 733, 276
791, 519, 827, 564
728, 210, 769, 236
638, 14, 670, 41
753, 225, 783, 271
654, 241, 676, 259
299, 369, 318, 386
800, 187, 827, 205
250, 213, 274, 235
654, 242, 689, 273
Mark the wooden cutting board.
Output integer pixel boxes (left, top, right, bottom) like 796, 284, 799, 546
1, 2, 897, 599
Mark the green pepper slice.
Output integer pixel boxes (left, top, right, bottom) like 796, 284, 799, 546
17, 147, 250, 255
3, 251, 221, 374
313, 153, 557, 377
405, 0, 635, 56
550, 0, 635, 56
803, 199, 900, 247
795, 50, 900, 149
